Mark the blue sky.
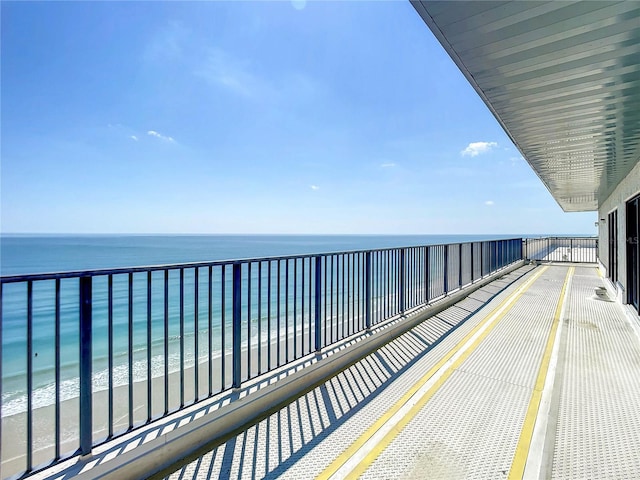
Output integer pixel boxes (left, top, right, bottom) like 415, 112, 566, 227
1, 1, 595, 235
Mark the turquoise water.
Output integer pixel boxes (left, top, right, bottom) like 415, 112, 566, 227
1, 234, 521, 415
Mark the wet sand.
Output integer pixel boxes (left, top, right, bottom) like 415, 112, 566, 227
1, 327, 325, 478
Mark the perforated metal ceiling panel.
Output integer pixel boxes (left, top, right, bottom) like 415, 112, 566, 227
412, 1, 640, 211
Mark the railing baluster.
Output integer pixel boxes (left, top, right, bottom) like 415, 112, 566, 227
425, 246, 430, 303
179, 268, 185, 408
470, 243, 475, 283
336, 253, 346, 339
128, 272, 134, 429
348, 254, 353, 335
194, 268, 199, 401
163, 270, 169, 415
301, 259, 305, 355
571, 238, 574, 262
79, 276, 92, 456
208, 266, 213, 396
400, 248, 406, 315
384, 251, 389, 318
365, 251, 372, 330
106, 277, 114, 432
27, 281, 33, 470
257, 263, 262, 375
330, 255, 334, 344
444, 245, 449, 294
55, 279, 61, 456
408, 248, 412, 309
147, 271, 152, 422
267, 262, 271, 371
247, 263, 252, 377
293, 259, 297, 358
232, 263, 242, 389
324, 256, 327, 343
358, 253, 362, 330
285, 259, 289, 363
315, 256, 322, 351
277, 260, 281, 366
308, 258, 312, 352
221, 266, 226, 390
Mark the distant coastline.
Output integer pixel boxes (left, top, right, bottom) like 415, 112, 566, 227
1, 233, 594, 276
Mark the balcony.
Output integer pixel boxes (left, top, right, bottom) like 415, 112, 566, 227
6, 237, 640, 480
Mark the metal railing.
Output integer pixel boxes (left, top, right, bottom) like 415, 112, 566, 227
0, 238, 522, 478
523, 237, 598, 263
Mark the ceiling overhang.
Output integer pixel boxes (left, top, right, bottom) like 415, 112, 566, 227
412, 1, 640, 212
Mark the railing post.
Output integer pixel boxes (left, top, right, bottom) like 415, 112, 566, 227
443, 245, 449, 294
365, 251, 372, 329
232, 263, 242, 388
399, 248, 405, 314
314, 256, 322, 351
79, 276, 92, 456
480, 242, 484, 277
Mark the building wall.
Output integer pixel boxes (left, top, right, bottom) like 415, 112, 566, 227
598, 159, 640, 303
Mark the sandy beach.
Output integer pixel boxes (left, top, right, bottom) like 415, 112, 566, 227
1, 323, 334, 478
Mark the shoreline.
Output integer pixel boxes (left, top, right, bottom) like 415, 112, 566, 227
1, 324, 326, 478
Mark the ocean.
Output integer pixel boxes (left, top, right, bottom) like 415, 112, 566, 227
1, 234, 523, 417
0, 234, 524, 276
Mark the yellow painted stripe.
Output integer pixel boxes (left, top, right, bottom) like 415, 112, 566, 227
316, 266, 548, 480
508, 266, 574, 480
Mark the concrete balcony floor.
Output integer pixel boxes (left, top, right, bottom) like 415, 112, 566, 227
160, 264, 640, 480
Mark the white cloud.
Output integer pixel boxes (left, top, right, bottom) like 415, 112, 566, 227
461, 141, 498, 157
291, 0, 307, 10
485, 200, 495, 206
310, 185, 320, 191
130, 135, 138, 141
197, 48, 266, 98
147, 130, 175, 143
196, 48, 320, 105
380, 162, 396, 168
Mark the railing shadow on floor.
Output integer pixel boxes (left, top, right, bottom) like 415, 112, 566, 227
155, 266, 536, 480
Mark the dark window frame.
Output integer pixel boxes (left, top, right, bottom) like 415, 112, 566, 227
608, 209, 618, 283
626, 194, 640, 313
